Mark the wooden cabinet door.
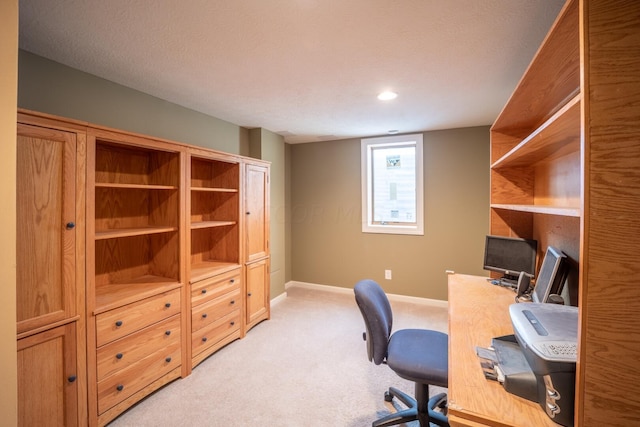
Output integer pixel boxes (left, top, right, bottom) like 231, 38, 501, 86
246, 258, 269, 326
16, 124, 77, 334
17, 323, 79, 427
244, 164, 269, 263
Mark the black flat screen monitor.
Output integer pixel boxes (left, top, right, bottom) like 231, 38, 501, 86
532, 246, 569, 303
483, 235, 538, 280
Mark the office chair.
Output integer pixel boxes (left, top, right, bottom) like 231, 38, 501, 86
354, 279, 449, 427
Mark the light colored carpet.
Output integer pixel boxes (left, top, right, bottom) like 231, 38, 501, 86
108, 283, 449, 427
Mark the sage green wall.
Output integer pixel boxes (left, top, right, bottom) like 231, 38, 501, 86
18, 50, 242, 155
1, 0, 18, 423
249, 128, 287, 297
290, 127, 490, 301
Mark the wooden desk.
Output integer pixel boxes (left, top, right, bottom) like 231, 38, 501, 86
447, 274, 558, 427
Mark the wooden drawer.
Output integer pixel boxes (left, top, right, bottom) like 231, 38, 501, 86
96, 314, 181, 381
96, 288, 180, 347
191, 309, 240, 356
191, 269, 241, 306
97, 341, 181, 415
191, 288, 241, 332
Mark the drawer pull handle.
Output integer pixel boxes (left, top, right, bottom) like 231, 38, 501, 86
165, 302, 171, 308
115, 320, 123, 327
165, 330, 171, 336
68, 375, 77, 383
248, 293, 252, 297
230, 300, 235, 305
116, 384, 124, 392
165, 356, 172, 363
66, 222, 75, 229
230, 279, 235, 283
202, 313, 208, 318
230, 321, 235, 326
201, 289, 207, 294
202, 337, 207, 342
116, 353, 123, 359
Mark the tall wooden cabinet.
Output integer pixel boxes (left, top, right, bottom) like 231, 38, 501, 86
187, 149, 243, 369
15, 109, 271, 426
16, 114, 87, 426
85, 128, 185, 425
244, 162, 270, 332
490, 0, 640, 425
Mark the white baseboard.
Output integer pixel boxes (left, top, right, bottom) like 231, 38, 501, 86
270, 290, 288, 307
284, 280, 449, 309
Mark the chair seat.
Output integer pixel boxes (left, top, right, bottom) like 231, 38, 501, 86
387, 329, 448, 388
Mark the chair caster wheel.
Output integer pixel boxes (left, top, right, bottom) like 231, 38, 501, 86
384, 391, 393, 402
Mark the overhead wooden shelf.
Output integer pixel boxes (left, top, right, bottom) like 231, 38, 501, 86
492, 94, 581, 169
491, 203, 580, 217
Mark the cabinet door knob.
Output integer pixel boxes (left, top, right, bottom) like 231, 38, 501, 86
115, 320, 123, 327
230, 321, 235, 326
165, 302, 171, 308
248, 293, 252, 297
66, 222, 75, 229
201, 289, 207, 294
202, 337, 207, 342
202, 313, 207, 318
230, 279, 235, 283
165, 330, 171, 336
116, 384, 124, 392
116, 353, 123, 359
68, 375, 77, 383
165, 356, 172, 363
246, 211, 251, 215
230, 300, 235, 305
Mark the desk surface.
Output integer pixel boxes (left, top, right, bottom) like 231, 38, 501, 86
447, 274, 558, 427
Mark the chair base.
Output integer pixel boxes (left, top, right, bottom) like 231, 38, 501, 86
372, 384, 449, 427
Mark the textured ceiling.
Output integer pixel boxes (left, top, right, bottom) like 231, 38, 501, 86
18, 0, 565, 144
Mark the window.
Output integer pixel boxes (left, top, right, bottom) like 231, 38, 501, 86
361, 134, 424, 235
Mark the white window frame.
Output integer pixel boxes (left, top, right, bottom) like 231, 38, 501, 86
361, 134, 424, 235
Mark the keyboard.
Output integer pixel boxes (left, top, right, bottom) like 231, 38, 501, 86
532, 341, 577, 362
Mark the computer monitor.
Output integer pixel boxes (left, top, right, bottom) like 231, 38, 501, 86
483, 235, 538, 281
532, 246, 569, 303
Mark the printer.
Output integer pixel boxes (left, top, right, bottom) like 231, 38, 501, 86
509, 303, 578, 427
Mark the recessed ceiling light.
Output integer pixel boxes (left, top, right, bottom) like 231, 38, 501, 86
377, 91, 397, 101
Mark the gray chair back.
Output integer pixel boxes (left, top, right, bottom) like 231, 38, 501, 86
354, 279, 393, 365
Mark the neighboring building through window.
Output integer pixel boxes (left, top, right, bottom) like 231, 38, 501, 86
361, 134, 424, 235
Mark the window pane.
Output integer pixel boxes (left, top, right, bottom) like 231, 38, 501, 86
361, 133, 423, 235
371, 145, 416, 224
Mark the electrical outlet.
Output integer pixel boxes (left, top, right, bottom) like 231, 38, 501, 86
385, 270, 392, 280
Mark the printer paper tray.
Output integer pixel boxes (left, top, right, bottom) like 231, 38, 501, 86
492, 335, 538, 403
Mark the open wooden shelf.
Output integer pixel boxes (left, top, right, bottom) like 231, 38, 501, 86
95, 182, 178, 190
491, 0, 580, 137
191, 187, 238, 193
95, 226, 178, 240
190, 261, 241, 284
492, 94, 581, 169
94, 277, 182, 314
491, 204, 580, 217
190, 221, 236, 230
188, 152, 241, 288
